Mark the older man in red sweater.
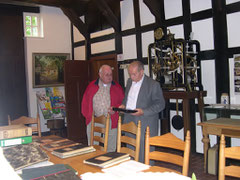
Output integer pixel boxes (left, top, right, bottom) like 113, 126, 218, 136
81, 65, 124, 152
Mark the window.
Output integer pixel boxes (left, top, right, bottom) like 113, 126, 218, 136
23, 13, 43, 37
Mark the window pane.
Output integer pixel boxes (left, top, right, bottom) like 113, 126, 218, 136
26, 26, 32, 36
32, 27, 38, 36
26, 16, 31, 26
32, 16, 38, 26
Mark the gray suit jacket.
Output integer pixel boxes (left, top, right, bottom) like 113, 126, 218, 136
122, 75, 165, 162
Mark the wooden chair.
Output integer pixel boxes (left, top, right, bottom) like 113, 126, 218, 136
117, 116, 141, 161
218, 134, 240, 180
90, 113, 110, 152
145, 126, 191, 176
8, 114, 41, 137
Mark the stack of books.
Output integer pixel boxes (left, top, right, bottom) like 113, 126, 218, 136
36, 136, 96, 159
41, 138, 79, 152
83, 152, 131, 168
51, 144, 96, 159
0, 125, 32, 147
33, 136, 65, 146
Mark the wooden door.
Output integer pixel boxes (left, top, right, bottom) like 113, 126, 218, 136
64, 54, 119, 144
0, 5, 28, 125
64, 60, 89, 144
89, 54, 119, 82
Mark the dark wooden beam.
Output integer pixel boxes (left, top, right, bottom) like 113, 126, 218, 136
182, 0, 191, 40
1, 0, 66, 7
94, 0, 120, 31
143, 0, 162, 22
60, 7, 89, 40
133, 0, 142, 61
212, 0, 229, 103
143, 0, 166, 33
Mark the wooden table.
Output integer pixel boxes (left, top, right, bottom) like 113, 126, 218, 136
197, 118, 240, 172
162, 90, 206, 153
46, 149, 175, 175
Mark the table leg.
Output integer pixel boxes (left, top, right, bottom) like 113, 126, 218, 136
202, 131, 210, 173
198, 91, 205, 122
182, 99, 190, 137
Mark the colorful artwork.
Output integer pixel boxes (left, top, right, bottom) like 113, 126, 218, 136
36, 87, 66, 120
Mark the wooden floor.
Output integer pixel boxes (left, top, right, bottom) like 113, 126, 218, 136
158, 153, 239, 180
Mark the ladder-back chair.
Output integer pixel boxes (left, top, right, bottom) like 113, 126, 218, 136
145, 126, 190, 176
117, 116, 141, 161
90, 113, 110, 152
8, 114, 41, 137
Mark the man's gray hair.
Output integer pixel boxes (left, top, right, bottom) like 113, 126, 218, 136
131, 61, 144, 71
99, 65, 111, 73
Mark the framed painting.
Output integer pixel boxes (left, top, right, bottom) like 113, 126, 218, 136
33, 53, 70, 88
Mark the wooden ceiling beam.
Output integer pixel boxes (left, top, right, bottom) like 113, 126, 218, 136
143, 0, 162, 22
0, 0, 68, 7
94, 0, 120, 31
61, 7, 89, 40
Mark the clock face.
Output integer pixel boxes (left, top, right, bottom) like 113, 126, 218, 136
154, 28, 164, 40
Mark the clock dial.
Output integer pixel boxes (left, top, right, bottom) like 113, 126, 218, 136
154, 28, 164, 40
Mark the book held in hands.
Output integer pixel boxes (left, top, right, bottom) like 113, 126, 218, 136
83, 152, 130, 168
51, 144, 96, 158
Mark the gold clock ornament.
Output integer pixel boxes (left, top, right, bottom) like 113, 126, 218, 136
154, 28, 164, 40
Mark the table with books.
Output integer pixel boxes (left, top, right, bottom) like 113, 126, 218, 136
39, 136, 190, 179
1, 134, 190, 179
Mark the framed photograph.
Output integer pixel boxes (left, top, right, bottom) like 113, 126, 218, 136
234, 54, 240, 94
33, 53, 70, 88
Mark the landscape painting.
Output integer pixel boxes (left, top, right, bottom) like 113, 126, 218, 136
33, 53, 70, 88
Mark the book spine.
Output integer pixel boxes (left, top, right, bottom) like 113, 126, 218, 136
0, 127, 32, 139
0, 136, 32, 147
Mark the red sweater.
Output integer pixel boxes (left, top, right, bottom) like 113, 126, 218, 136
81, 79, 124, 128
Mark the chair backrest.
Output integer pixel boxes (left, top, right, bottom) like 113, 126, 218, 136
218, 134, 240, 180
90, 113, 110, 152
117, 116, 141, 161
145, 126, 190, 176
8, 114, 41, 137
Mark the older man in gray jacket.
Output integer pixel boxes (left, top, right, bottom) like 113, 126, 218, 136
120, 61, 165, 163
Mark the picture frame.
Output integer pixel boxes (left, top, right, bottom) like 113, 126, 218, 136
32, 53, 70, 88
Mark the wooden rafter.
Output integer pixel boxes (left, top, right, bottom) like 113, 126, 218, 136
61, 7, 89, 40
94, 0, 120, 31
143, 0, 162, 22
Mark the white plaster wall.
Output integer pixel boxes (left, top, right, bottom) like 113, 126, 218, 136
139, 0, 155, 26
24, 6, 71, 132
121, 0, 135, 31
168, 24, 184, 39
91, 39, 115, 54
190, 0, 212, 13
141, 31, 154, 58
73, 26, 85, 42
74, 46, 85, 60
227, 12, 240, 48
164, 0, 183, 19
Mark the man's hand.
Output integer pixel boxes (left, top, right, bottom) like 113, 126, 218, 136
108, 107, 115, 115
118, 104, 125, 109
131, 108, 143, 116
